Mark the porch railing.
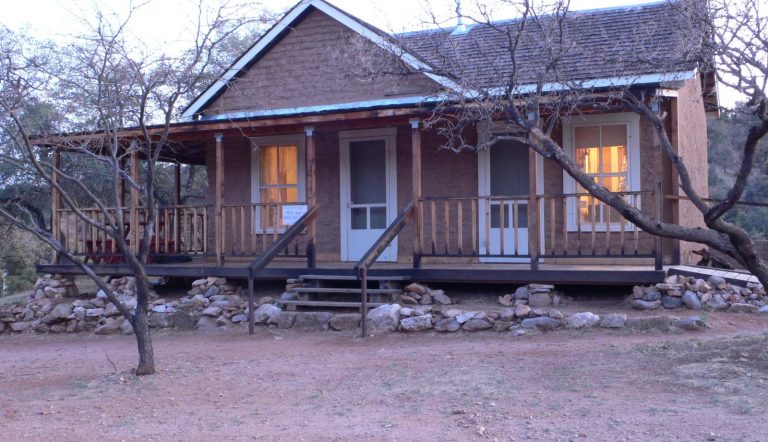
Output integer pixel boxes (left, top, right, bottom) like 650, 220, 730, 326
418, 191, 659, 263
56, 201, 309, 262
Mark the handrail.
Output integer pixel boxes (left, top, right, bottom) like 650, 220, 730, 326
354, 201, 414, 338
666, 194, 768, 209
246, 205, 319, 335
354, 201, 414, 276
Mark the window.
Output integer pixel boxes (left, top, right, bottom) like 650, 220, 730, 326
564, 113, 640, 231
251, 135, 305, 232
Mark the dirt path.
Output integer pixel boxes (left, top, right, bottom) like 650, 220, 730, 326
1, 316, 767, 441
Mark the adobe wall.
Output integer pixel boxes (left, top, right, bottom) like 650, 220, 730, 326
201, 9, 437, 117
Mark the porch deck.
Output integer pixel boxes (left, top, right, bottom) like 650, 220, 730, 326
38, 259, 665, 285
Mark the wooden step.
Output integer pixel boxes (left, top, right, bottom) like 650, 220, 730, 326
276, 300, 387, 308
288, 287, 401, 294
298, 274, 411, 281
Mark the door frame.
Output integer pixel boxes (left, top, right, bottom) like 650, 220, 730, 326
477, 122, 545, 263
339, 127, 398, 262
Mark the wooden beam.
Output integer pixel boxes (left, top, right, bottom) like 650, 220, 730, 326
175, 163, 182, 206
528, 144, 540, 271
305, 126, 316, 268
410, 118, 423, 268
130, 151, 140, 256
215, 133, 224, 266
51, 149, 61, 263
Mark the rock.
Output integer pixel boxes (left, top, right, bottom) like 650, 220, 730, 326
632, 285, 645, 299
173, 311, 197, 331
95, 318, 124, 335
0, 322, 6, 333
708, 295, 729, 310
268, 311, 297, 329
514, 286, 529, 300
120, 320, 134, 335
201, 306, 223, 317
419, 293, 432, 305
367, 304, 401, 332
429, 290, 451, 305
442, 309, 462, 319
404, 283, 427, 295
728, 303, 758, 314
434, 318, 460, 332
151, 304, 175, 314
600, 313, 627, 328
149, 312, 174, 328
292, 312, 333, 331
400, 295, 418, 305
631, 300, 661, 310
672, 316, 706, 331
399, 307, 414, 317
549, 309, 564, 320
625, 316, 672, 331
463, 318, 493, 331
567, 312, 601, 329
662, 296, 683, 309
230, 313, 248, 324
758, 305, 768, 314
413, 305, 432, 316
196, 316, 220, 331
96, 289, 108, 299
253, 304, 281, 323
681, 291, 702, 310
493, 321, 513, 332
499, 308, 516, 322
528, 292, 551, 308
205, 285, 220, 298
455, 311, 478, 324
498, 294, 513, 307
643, 291, 662, 302
10, 321, 32, 332
707, 275, 727, 289
85, 308, 105, 317
514, 304, 532, 318
329, 313, 361, 331
400, 314, 433, 331
50, 303, 73, 319
521, 316, 561, 331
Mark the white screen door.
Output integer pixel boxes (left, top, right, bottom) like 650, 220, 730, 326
479, 139, 530, 261
340, 130, 397, 261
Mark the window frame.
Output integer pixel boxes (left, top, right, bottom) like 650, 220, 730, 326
562, 113, 641, 232
250, 134, 306, 234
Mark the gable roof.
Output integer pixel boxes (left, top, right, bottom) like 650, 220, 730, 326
184, 0, 701, 120
182, 0, 462, 120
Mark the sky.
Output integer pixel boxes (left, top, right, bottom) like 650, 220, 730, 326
0, 0, 742, 107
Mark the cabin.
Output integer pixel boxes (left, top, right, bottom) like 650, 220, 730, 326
40, 0, 715, 293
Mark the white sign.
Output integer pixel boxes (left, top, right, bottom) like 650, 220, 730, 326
282, 204, 308, 226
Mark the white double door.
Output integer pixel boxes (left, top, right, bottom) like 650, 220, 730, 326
340, 129, 397, 262
478, 139, 531, 261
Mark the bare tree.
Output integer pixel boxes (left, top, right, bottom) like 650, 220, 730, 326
373, 0, 768, 285
0, 1, 269, 375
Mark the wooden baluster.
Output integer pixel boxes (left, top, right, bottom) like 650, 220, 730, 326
576, 196, 582, 256
620, 204, 626, 256
154, 209, 160, 253
66, 211, 72, 254
457, 200, 463, 256
91, 210, 97, 260
549, 197, 556, 256
182, 208, 188, 254
500, 199, 506, 256
202, 207, 207, 254
193, 207, 199, 254
272, 204, 279, 243
562, 196, 568, 256
471, 198, 477, 256
444, 199, 450, 255
484, 198, 491, 257
261, 205, 267, 252
250, 206, 257, 255
590, 197, 596, 255
240, 205, 245, 256
430, 200, 436, 255
634, 195, 640, 255
605, 200, 611, 255
164, 209, 170, 254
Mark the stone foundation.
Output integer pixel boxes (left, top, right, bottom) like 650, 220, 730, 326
630, 275, 768, 313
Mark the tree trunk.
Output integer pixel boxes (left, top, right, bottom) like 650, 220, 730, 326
132, 276, 155, 376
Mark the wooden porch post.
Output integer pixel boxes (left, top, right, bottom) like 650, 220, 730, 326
51, 149, 61, 263
528, 146, 539, 271
215, 133, 224, 266
305, 126, 316, 268
175, 163, 182, 206
410, 118, 423, 268
130, 151, 140, 256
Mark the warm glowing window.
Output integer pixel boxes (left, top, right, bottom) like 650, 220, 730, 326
574, 124, 628, 225
258, 144, 299, 205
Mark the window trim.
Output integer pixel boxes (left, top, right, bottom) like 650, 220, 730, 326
250, 134, 306, 233
562, 113, 641, 232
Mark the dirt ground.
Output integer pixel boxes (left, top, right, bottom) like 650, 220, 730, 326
1, 315, 767, 442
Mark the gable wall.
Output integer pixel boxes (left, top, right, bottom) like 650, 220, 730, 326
201, 8, 438, 117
